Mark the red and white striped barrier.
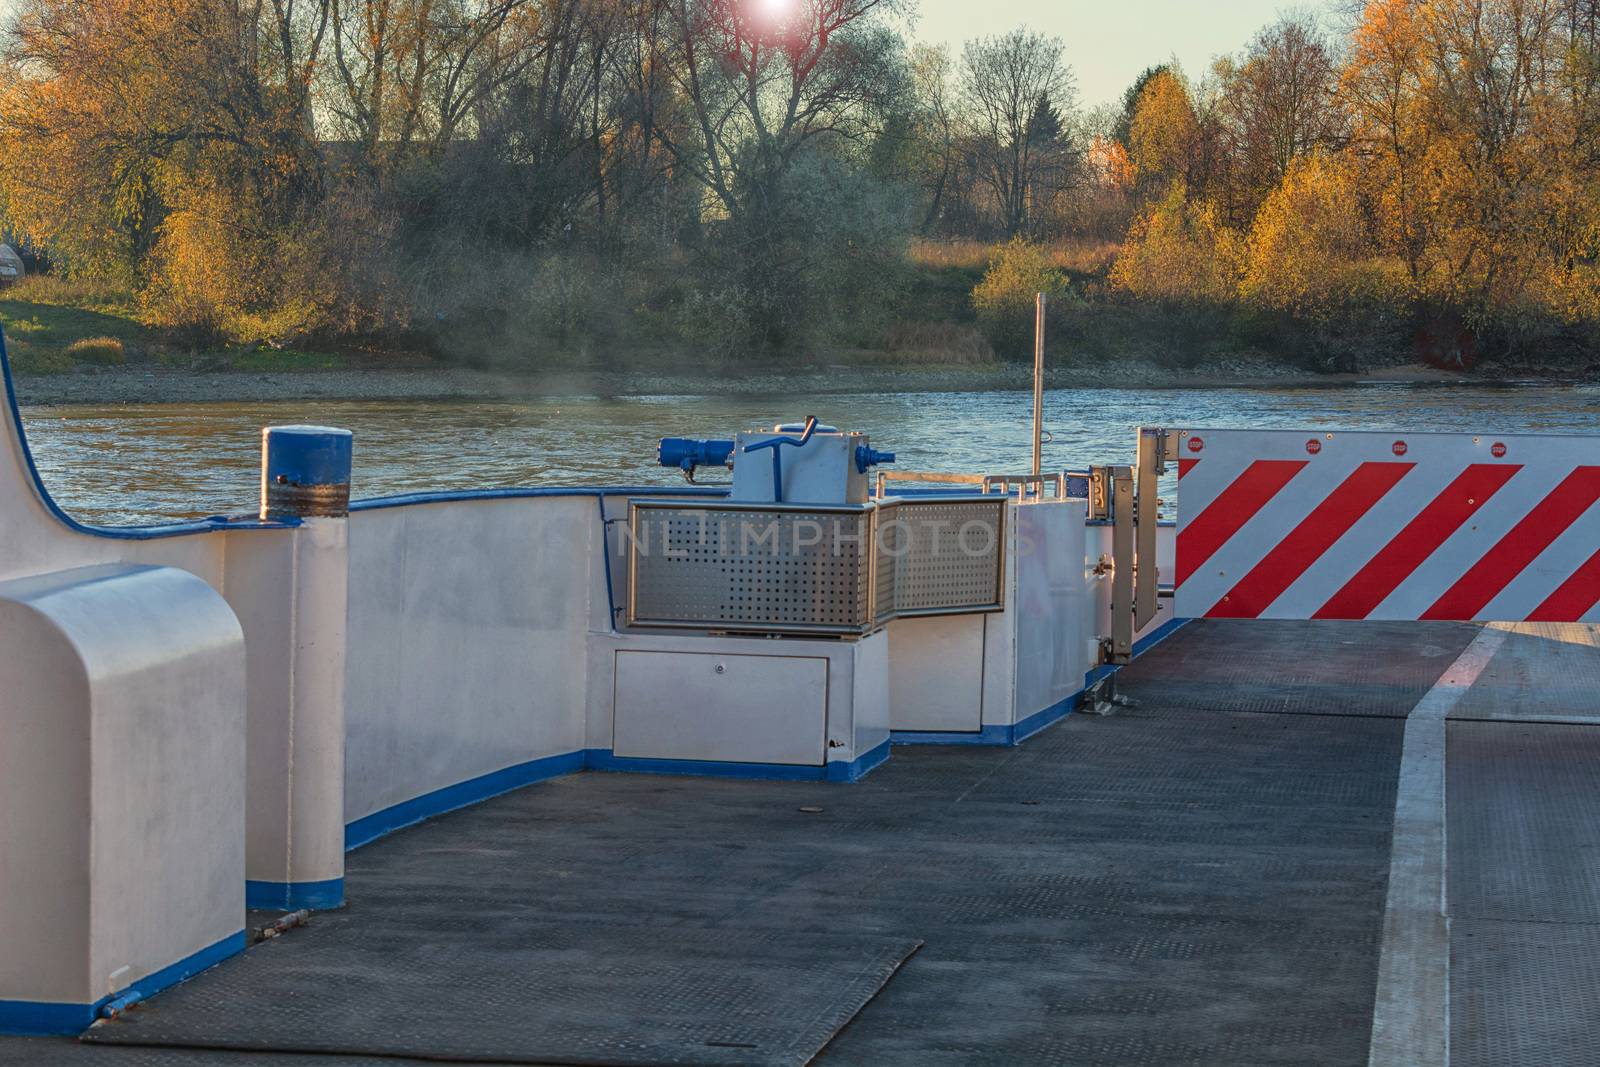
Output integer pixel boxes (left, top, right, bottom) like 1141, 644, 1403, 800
1174, 429, 1600, 622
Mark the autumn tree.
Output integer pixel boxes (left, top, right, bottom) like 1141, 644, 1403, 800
906, 43, 960, 231
1241, 153, 1372, 321
0, 1, 328, 290
1126, 68, 1197, 195
960, 28, 1077, 236
1210, 13, 1342, 222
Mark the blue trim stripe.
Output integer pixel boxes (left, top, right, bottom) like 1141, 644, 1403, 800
0, 929, 245, 1036
1010, 693, 1078, 745
345, 741, 897, 855
350, 485, 731, 512
585, 740, 890, 784
245, 877, 345, 911
0, 326, 296, 539
890, 725, 1014, 746
585, 751, 832, 781
345, 750, 586, 851
828, 737, 890, 781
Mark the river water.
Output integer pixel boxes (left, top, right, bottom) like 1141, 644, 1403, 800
17, 382, 1600, 526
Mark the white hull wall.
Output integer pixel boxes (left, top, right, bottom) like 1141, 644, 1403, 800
343, 497, 594, 825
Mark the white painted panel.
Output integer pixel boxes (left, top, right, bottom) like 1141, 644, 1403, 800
888, 614, 984, 732
1013, 501, 1095, 721
613, 650, 827, 765
851, 629, 891, 757
343, 497, 593, 823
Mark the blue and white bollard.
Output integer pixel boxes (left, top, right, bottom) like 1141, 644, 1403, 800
247, 426, 353, 911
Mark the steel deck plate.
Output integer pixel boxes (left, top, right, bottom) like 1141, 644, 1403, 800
1113, 619, 1480, 717
1448, 719, 1600, 1066
1449, 623, 1600, 723
1447, 721, 1600, 924
1452, 919, 1600, 1067
82, 925, 920, 1066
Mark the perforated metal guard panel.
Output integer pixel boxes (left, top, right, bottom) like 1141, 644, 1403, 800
877, 499, 1007, 618
628, 499, 1007, 635
629, 504, 872, 634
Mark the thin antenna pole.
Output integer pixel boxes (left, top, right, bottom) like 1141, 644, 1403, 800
1032, 292, 1045, 478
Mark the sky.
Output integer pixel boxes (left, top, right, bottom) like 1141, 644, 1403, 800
0, 0, 1308, 110
909, 0, 1309, 107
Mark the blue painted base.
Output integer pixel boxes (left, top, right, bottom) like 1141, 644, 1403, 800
891, 724, 1014, 746
0, 930, 244, 1036
245, 878, 345, 911
892, 617, 1193, 748
346, 750, 586, 851
827, 738, 890, 781
585, 739, 892, 784
890, 701, 1074, 748
344, 742, 895, 860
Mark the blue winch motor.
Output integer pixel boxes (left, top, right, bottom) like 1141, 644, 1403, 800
658, 437, 735, 477
855, 445, 896, 474
659, 422, 895, 499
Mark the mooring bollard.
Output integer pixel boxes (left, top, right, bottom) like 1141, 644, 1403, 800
261, 425, 353, 521
247, 426, 353, 911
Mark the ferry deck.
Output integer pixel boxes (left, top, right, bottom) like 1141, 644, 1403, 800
2, 333, 1598, 1066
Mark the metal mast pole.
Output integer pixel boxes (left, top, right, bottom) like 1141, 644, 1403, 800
1032, 293, 1046, 477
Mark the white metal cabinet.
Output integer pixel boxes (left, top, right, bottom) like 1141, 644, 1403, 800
613, 650, 829, 765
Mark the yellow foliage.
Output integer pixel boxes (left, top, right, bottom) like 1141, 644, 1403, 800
1128, 71, 1197, 189
1241, 155, 1372, 318
140, 204, 260, 340
1110, 184, 1242, 304
972, 237, 1070, 313
1087, 136, 1135, 192
971, 237, 1076, 356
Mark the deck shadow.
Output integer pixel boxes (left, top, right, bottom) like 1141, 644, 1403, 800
1113, 619, 1480, 718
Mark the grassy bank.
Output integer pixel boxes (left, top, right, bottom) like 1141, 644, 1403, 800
2, 240, 1132, 378
3, 239, 1582, 385
0, 277, 361, 375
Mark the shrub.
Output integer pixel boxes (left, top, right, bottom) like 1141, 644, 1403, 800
971, 237, 1077, 358
140, 201, 258, 347
1110, 184, 1243, 305
682, 153, 914, 355
65, 336, 125, 365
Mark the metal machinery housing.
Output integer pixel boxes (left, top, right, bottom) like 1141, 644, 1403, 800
626, 497, 1007, 636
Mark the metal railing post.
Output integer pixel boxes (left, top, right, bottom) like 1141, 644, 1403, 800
1134, 428, 1168, 629
1110, 465, 1135, 663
